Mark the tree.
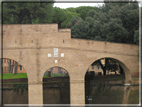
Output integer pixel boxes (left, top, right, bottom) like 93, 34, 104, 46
99, 18, 128, 43
134, 30, 139, 45
67, 16, 82, 28
14, 61, 18, 75
3, 1, 54, 24
9, 59, 12, 73
67, 2, 139, 45
69, 18, 90, 39
92, 58, 122, 76
63, 10, 80, 28
96, 1, 138, 44
117, 2, 139, 44
8, 59, 11, 73
50, 7, 67, 28
75, 6, 99, 20
66, 7, 77, 13
50, 7, 80, 28
87, 9, 100, 20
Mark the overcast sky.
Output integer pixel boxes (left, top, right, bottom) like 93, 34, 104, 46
53, 3, 104, 9
54, 0, 141, 8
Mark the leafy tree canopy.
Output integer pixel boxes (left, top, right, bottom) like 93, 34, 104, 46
67, 1, 139, 45
50, 7, 80, 28
3, 1, 54, 24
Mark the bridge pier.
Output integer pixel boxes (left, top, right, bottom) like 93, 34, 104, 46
28, 83, 43, 105
70, 80, 85, 104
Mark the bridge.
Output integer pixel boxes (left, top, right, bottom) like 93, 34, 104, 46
2, 24, 139, 104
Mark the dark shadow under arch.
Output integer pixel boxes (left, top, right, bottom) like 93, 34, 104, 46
43, 66, 70, 104
85, 57, 131, 82
84, 57, 131, 104
1, 58, 28, 104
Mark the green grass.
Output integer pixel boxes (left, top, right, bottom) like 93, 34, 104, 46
51, 73, 66, 77
0, 73, 66, 80
0, 73, 28, 79
44, 73, 66, 78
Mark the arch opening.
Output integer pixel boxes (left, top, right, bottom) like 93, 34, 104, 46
1, 58, 27, 75
84, 57, 131, 104
85, 58, 125, 78
1, 58, 28, 104
42, 66, 70, 104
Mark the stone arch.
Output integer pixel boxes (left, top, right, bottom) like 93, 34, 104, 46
85, 57, 132, 83
42, 66, 70, 79
39, 64, 71, 83
2, 57, 29, 104
42, 66, 70, 104
2, 57, 29, 79
84, 57, 132, 104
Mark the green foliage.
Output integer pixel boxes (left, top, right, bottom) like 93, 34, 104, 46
87, 10, 98, 18
100, 18, 128, 43
71, 20, 89, 39
68, 2, 139, 45
13, 84, 28, 95
3, 2, 54, 24
74, 6, 99, 20
50, 7, 80, 28
51, 73, 66, 77
66, 6, 99, 20
63, 9, 80, 28
67, 16, 82, 28
50, 7, 67, 28
66, 7, 77, 13
134, 30, 139, 45
117, 2, 139, 44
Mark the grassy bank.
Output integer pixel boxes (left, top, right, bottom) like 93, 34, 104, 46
0, 73, 66, 79
1, 73, 28, 79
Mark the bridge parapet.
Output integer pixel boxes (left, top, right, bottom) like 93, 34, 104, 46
3, 24, 58, 34
3, 24, 138, 56
69, 39, 139, 56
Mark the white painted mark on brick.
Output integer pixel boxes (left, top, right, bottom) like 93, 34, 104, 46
48, 53, 51, 57
55, 60, 57, 63
61, 53, 64, 57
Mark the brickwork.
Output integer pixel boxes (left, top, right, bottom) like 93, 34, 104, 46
2, 24, 139, 104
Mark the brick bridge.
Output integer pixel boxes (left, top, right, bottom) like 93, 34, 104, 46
2, 24, 139, 104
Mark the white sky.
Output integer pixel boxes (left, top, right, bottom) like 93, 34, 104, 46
53, 3, 104, 9
54, 0, 142, 8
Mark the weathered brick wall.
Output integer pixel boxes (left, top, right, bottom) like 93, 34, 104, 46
2, 24, 139, 104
